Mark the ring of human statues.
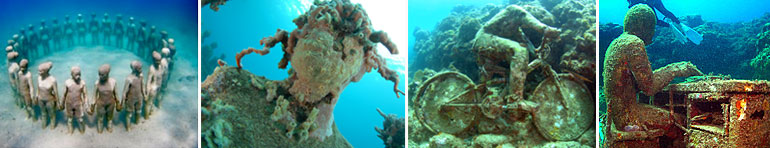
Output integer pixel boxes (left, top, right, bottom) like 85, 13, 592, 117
5, 12, 176, 134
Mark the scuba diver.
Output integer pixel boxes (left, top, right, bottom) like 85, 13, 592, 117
627, 0, 703, 44
628, 0, 679, 26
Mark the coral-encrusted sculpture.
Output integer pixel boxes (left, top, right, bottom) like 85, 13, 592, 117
375, 108, 405, 148
232, 0, 404, 142
602, 4, 703, 147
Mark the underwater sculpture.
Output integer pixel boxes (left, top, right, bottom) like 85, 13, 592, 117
602, 4, 704, 147
76, 14, 86, 45
230, 0, 403, 142
7, 52, 19, 93
4, 14, 177, 133
63, 66, 87, 134
375, 108, 405, 148
409, 2, 595, 147
122, 60, 145, 131
36, 62, 59, 129
472, 4, 560, 103
17, 59, 34, 119
408, 0, 597, 147
91, 64, 119, 133
89, 13, 100, 45
146, 51, 165, 115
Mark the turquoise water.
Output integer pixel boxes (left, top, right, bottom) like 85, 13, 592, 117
600, 0, 770, 24
202, 0, 407, 147
407, 0, 502, 65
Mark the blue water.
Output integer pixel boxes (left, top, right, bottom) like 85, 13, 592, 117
202, 0, 407, 147
407, 0, 503, 66
600, 0, 770, 24
0, 0, 197, 46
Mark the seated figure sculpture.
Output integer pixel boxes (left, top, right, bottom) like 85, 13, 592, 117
603, 4, 704, 147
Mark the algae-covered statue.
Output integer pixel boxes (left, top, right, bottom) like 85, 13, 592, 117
602, 4, 703, 147
232, 0, 403, 142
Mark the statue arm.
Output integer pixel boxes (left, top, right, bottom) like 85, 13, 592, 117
631, 43, 702, 95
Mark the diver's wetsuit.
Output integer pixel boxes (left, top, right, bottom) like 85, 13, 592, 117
628, 0, 680, 26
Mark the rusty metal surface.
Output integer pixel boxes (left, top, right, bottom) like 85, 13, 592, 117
665, 80, 770, 93
660, 79, 770, 147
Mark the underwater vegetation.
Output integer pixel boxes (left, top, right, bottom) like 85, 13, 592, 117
375, 108, 405, 148
201, 66, 351, 147
201, 0, 404, 147
408, 0, 596, 147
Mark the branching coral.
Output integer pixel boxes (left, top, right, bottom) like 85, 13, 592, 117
231, 0, 403, 142
374, 108, 405, 148
201, 98, 235, 148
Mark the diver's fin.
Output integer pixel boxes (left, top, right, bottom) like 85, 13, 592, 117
681, 23, 703, 45
666, 19, 687, 44
666, 19, 703, 45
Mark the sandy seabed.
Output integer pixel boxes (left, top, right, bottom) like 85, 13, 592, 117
0, 46, 198, 147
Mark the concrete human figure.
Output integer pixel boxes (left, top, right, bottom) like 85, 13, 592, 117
114, 14, 125, 48
160, 31, 169, 48
7, 52, 20, 105
166, 38, 176, 59
137, 21, 148, 58
90, 64, 119, 133
122, 60, 144, 131
51, 19, 63, 50
76, 14, 87, 45
126, 17, 137, 51
62, 66, 87, 134
161, 47, 171, 81
101, 13, 112, 46
146, 51, 164, 116
17, 59, 34, 120
146, 26, 159, 59
64, 15, 75, 48
36, 62, 59, 129
26, 25, 38, 58
603, 4, 704, 147
89, 13, 100, 45
38, 20, 51, 54
15, 29, 27, 55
